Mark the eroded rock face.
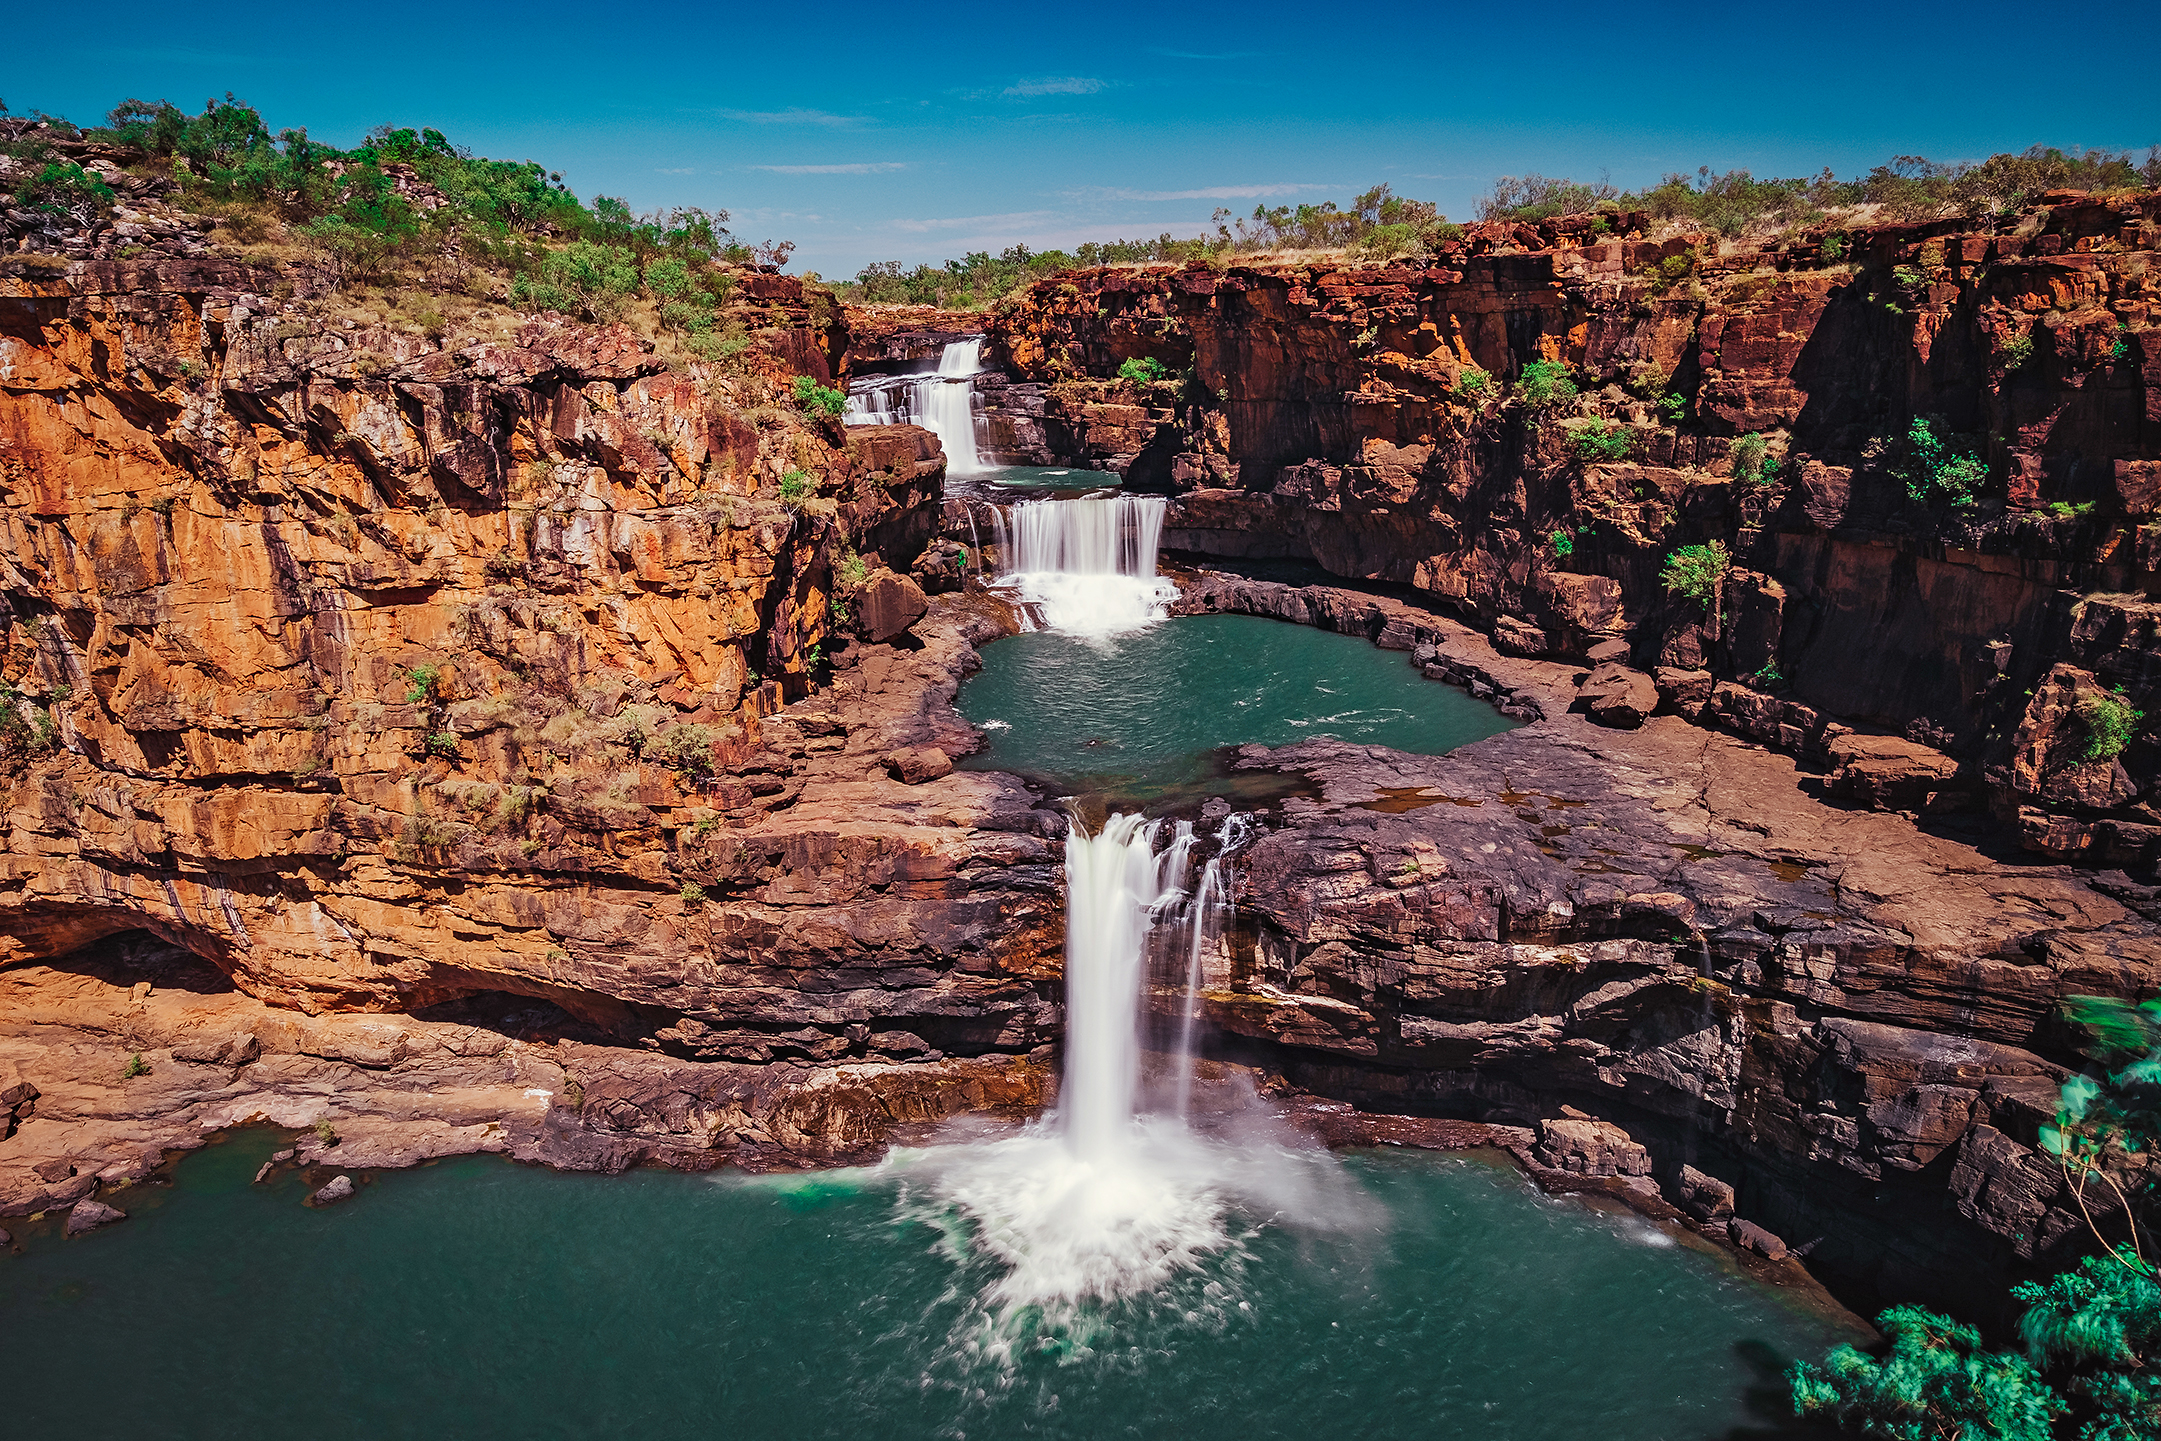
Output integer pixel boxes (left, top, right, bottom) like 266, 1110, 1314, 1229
1159, 574, 2161, 1315
947, 192, 2161, 864
0, 253, 1064, 1067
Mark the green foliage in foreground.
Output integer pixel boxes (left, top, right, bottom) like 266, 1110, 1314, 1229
791, 376, 845, 420
5, 95, 766, 325
1794, 995, 2161, 1441
1515, 360, 1578, 409
1117, 356, 1168, 383
1571, 421, 1632, 461
1898, 417, 1989, 507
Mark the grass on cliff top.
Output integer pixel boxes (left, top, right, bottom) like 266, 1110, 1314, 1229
844, 143, 2161, 310
2, 96, 806, 373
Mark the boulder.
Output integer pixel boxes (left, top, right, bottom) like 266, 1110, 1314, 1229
1579, 664, 1659, 729
1585, 637, 1631, 666
1492, 615, 1550, 657
883, 748, 953, 785
1827, 734, 1962, 811
64, 1199, 126, 1236
310, 1175, 356, 1207
857, 568, 929, 643
1654, 667, 1714, 719
1533, 1116, 1652, 1176
1728, 1216, 1788, 1260
0, 1226, 11, 1246
1675, 1165, 1736, 1222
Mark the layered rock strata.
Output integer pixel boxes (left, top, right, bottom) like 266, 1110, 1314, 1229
951, 191, 2161, 866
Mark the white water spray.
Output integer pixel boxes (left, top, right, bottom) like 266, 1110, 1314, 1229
843, 338, 986, 475
989, 494, 1179, 638
884, 812, 1370, 1344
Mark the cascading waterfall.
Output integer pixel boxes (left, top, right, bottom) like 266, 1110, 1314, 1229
888, 811, 1366, 1344
843, 337, 986, 475
988, 493, 1179, 638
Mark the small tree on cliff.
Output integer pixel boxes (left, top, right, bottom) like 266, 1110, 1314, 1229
1792, 996, 2161, 1441
1660, 541, 1731, 639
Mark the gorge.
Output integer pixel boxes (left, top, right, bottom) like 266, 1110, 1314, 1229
3, 103, 2161, 1436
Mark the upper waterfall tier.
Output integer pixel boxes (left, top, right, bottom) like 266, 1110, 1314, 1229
844, 338, 985, 475
987, 493, 1178, 638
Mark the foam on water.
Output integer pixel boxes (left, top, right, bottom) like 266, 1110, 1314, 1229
882, 814, 1377, 1360
988, 494, 1178, 638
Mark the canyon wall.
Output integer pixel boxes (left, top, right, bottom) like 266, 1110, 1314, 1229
972, 193, 2161, 866
0, 245, 1064, 1082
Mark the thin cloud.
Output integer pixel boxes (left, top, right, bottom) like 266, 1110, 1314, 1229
890, 209, 1059, 233
716, 108, 868, 127
1147, 48, 1266, 60
1071, 183, 1333, 202
1003, 77, 1107, 97
753, 162, 908, 174
656, 167, 697, 174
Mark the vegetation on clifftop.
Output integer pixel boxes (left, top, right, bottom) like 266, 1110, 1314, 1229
0, 94, 805, 364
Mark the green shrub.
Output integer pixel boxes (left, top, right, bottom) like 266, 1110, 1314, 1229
2046, 500, 2097, 520
1116, 356, 1168, 382
650, 724, 716, 775
2079, 688, 2144, 762
514, 240, 638, 322
1453, 367, 1495, 401
1821, 233, 1848, 263
1549, 529, 1574, 558
1899, 416, 1987, 506
791, 375, 846, 420
1660, 541, 1732, 634
423, 731, 459, 759
1790, 1305, 2064, 1441
404, 664, 443, 705
1999, 331, 2035, 370
122, 1052, 149, 1079
680, 882, 707, 905
778, 468, 816, 505
1571, 422, 1632, 461
1729, 432, 1781, 486
2113, 329, 2133, 361
1516, 359, 1578, 410
1892, 263, 1927, 291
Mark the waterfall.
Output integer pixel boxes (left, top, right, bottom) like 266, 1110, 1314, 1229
843, 337, 985, 476
988, 494, 1179, 638
1169, 812, 1249, 1120
877, 807, 1371, 1337
1063, 813, 1195, 1161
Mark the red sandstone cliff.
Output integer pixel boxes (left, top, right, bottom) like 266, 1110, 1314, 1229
963, 192, 2161, 864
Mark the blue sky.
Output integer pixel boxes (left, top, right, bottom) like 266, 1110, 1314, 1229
8, 1, 2158, 279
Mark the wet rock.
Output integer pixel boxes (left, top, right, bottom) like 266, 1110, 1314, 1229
310, 1175, 356, 1207
858, 568, 929, 643
1728, 1217, 1788, 1261
1579, 664, 1658, 729
1675, 1166, 1736, 1222
65, 1199, 126, 1235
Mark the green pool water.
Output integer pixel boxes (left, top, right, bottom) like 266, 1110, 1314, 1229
0, 1131, 1854, 1440
959, 613, 1516, 800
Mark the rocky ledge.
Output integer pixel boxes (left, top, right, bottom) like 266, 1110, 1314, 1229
1171, 567, 2157, 1318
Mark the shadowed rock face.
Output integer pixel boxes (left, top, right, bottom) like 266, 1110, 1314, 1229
953, 193, 2161, 866
1164, 571, 2160, 1316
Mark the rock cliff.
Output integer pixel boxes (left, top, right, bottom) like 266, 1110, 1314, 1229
970, 193, 2161, 865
